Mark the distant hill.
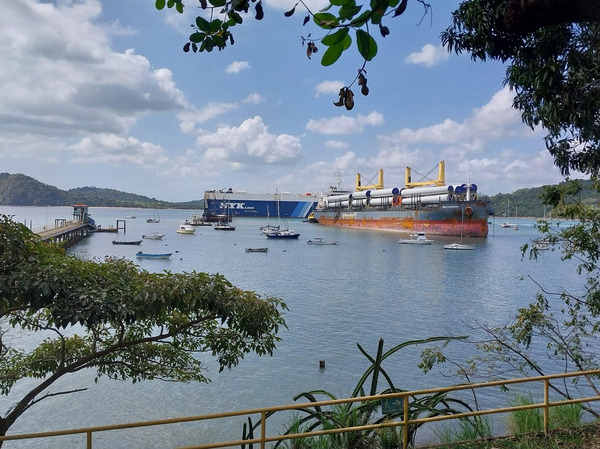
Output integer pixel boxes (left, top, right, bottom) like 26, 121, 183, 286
0, 173, 598, 217
0, 173, 203, 209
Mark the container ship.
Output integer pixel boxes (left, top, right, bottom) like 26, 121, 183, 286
203, 188, 317, 219
312, 161, 493, 237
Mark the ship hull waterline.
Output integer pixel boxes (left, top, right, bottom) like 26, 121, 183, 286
313, 202, 489, 237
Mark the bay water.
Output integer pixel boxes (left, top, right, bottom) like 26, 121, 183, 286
0, 206, 583, 448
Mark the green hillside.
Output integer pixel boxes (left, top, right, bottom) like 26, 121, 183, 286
0, 173, 203, 209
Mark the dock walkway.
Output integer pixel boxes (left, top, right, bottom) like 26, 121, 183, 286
34, 221, 90, 244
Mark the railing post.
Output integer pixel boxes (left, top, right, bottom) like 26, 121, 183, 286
261, 411, 266, 449
87, 430, 92, 449
403, 395, 409, 449
543, 379, 549, 435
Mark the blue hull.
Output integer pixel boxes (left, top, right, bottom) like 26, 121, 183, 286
203, 192, 317, 219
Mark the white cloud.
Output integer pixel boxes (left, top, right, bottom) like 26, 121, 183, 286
325, 140, 349, 150
306, 111, 385, 135
405, 44, 449, 67
68, 134, 169, 166
225, 61, 251, 74
315, 80, 344, 97
0, 0, 187, 159
178, 102, 239, 132
196, 116, 303, 167
243, 93, 265, 104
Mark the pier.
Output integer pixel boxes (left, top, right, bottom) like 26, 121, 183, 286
35, 220, 91, 246
32, 203, 96, 247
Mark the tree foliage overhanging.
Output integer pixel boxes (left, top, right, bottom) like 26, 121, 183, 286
156, 0, 600, 178
0, 215, 287, 439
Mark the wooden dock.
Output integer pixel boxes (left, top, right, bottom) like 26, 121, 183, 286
35, 221, 91, 245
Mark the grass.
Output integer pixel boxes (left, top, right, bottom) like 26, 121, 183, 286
419, 422, 600, 448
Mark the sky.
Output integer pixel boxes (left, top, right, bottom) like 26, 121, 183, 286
0, 0, 578, 202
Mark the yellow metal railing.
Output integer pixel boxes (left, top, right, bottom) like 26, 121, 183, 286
2, 370, 600, 449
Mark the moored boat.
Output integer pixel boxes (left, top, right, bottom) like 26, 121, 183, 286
398, 232, 433, 245
443, 243, 475, 251
112, 240, 143, 245
265, 229, 300, 239
214, 222, 236, 231
313, 161, 492, 237
136, 251, 172, 259
245, 247, 269, 253
177, 224, 196, 234
189, 213, 212, 226
142, 232, 165, 240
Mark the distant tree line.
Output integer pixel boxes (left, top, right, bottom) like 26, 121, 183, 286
0, 173, 203, 210
1, 173, 598, 218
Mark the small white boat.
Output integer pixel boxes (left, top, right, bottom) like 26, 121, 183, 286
307, 238, 339, 245
443, 243, 475, 251
136, 251, 172, 259
125, 215, 136, 219
512, 224, 519, 230
260, 224, 280, 234
177, 224, 196, 234
398, 232, 432, 245
142, 232, 165, 240
501, 222, 511, 228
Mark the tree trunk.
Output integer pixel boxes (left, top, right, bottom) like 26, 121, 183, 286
505, 0, 600, 33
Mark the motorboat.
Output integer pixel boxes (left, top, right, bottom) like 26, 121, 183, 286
142, 232, 165, 240
443, 243, 475, 250
245, 248, 269, 253
177, 224, 196, 234
307, 238, 339, 245
260, 224, 280, 234
112, 240, 142, 245
398, 232, 432, 245
136, 251, 172, 259
124, 215, 136, 219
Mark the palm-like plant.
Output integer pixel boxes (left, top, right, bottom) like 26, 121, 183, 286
243, 337, 478, 448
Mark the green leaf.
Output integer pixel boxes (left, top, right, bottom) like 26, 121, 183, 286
189, 32, 206, 43
321, 34, 351, 66
313, 12, 339, 29
356, 29, 377, 61
330, 0, 351, 6
167, 0, 175, 7
175, 1, 184, 13
339, 4, 363, 21
228, 11, 243, 24
209, 0, 227, 6
196, 16, 211, 32
369, 0, 388, 24
209, 19, 223, 34
322, 28, 349, 47
155, 0, 166, 10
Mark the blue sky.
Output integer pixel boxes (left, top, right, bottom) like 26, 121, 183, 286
0, 0, 575, 202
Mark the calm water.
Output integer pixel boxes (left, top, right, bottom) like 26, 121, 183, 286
0, 206, 584, 448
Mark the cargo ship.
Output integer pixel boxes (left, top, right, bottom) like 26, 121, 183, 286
312, 161, 493, 237
203, 188, 317, 219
